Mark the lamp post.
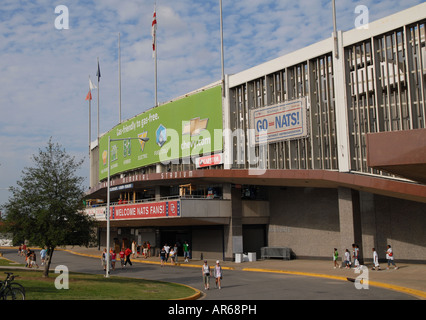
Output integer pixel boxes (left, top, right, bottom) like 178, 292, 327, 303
106, 136, 149, 277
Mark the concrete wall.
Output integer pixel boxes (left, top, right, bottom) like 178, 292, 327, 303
267, 186, 426, 262
268, 187, 340, 258
192, 227, 224, 261
360, 192, 426, 262
180, 199, 231, 218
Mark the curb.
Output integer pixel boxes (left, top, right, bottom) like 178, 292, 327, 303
242, 267, 426, 300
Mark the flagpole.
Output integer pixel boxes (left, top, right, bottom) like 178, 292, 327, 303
154, 3, 158, 107
118, 32, 122, 123
97, 57, 100, 142
220, 0, 225, 97
332, 0, 338, 58
88, 79, 91, 156
154, 35, 158, 107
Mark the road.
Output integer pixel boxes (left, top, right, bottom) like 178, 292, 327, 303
1, 248, 417, 301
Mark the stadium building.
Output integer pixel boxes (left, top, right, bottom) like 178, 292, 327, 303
85, 4, 426, 263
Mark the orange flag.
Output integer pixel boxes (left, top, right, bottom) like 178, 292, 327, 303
85, 90, 92, 101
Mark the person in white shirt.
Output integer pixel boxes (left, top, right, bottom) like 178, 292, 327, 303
202, 260, 211, 290
344, 249, 351, 269
372, 248, 381, 270
164, 244, 170, 262
214, 260, 223, 289
386, 245, 398, 270
169, 248, 176, 265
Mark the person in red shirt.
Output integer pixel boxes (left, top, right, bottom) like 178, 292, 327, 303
111, 250, 116, 271
124, 247, 132, 266
119, 249, 125, 269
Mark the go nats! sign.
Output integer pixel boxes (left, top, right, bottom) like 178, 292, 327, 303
250, 97, 308, 144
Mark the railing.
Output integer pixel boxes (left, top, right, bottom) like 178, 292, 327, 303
85, 194, 224, 209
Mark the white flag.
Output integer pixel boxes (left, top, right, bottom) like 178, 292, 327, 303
89, 77, 97, 90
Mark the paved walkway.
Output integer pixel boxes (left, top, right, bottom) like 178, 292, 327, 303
59, 246, 426, 300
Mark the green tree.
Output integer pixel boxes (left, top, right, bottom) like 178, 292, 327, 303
1, 139, 97, 277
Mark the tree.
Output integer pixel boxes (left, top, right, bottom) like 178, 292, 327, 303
1, 139, 97, 277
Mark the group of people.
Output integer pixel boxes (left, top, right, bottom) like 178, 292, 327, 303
159, 241, 191, 266
18, 244, 47, 268
101, 247, 133, 273
131, 241, 152, 259
333, 244, 398, 270
158, 241, 190, 266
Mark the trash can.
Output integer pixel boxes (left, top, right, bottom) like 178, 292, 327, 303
248, 252, 256, 262
235, 253, 242, 263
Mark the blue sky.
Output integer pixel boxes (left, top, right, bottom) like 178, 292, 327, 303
0, 0, 424, 207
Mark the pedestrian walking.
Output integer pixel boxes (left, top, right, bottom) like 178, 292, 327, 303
344, 249, 351, 269
169, 248, 176, 265
183, 241, 190, 262
385, 245, 398, 270
214, 260, 223, 289
142, 241, 148, 258
101, 248, 107, 271
111, 250, 116, 271
132, 241, 137, 259
119, 248, 125, 269
173, 243, 179, 263
164, 243, 170, 262
147, 241, 151, 257
352, 244, 360, 268
124, 247, 132, 266
40, 248, 47, 266
30, 250, 39, 268
202, 260, 211, 290
333, 248, 340, 269
372, 248, 381, 270
25, 248, 32, 268
159, 246, 166, 267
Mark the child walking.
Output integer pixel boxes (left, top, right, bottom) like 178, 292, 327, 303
333, 248, 340, 269
372, 248, 381, 270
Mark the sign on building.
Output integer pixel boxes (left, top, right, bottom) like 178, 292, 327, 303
250, 97, 308, 144
99, 86, 223, 180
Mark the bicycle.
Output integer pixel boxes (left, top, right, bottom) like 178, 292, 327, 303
0, 272, 25, 300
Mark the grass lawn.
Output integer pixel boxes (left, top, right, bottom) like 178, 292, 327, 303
0, 259, 198, 300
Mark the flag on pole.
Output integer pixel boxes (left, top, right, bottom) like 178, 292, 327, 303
152, 6, 157, 58
85, 90, 92, 101
89, 77, 97, 90
96, 61, 101, 81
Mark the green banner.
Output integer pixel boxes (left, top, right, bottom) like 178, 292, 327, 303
99, 85, 223, 180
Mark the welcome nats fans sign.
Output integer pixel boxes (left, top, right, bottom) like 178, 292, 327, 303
85, 200, 180, 221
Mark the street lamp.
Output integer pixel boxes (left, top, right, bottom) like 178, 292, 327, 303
106, 136, 149, 277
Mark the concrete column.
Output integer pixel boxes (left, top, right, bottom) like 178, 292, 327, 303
338, 187, 363, 264
333, 31, 351, 172
155, 186, 161, 201
224, 186, 243, 260
222, 183, 232, 200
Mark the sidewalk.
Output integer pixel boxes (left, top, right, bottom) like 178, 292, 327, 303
62, 246, 426, 300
